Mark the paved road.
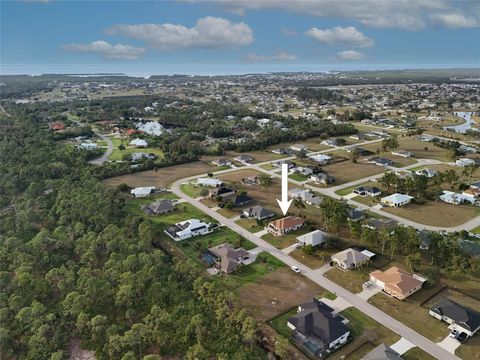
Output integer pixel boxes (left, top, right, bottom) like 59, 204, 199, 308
170, 178, 459, 360
89, 132, 113, 165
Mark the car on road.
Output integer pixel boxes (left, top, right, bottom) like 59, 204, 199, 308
449, 329, 459, 338
291, 265, 300, 273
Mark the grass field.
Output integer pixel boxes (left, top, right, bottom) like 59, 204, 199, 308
402, 347, 437, 360
268, 308, 297, 338
103, 159, 216, 188
236, 217, 267, 233
180, 183, 203, 198
109, 145, 164, 162
383, 201, 480, 227
290, 248, 335, 269
289, 173, 310, 182
321, 161, 384, 185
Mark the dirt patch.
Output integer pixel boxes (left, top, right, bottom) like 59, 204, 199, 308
69, 339, 96, 360
236, 267, 324, 321
103, 158, 216, 188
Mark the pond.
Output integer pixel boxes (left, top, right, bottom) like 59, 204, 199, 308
443, 112, 478, 134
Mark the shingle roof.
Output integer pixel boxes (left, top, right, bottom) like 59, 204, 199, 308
269, 216, 304, 230
431, 298, 480, 332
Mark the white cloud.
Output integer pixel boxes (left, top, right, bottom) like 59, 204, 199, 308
336, 50, 366, 61
281, 27, 297, 36
245, 51, 297, 62
62, 40, 146, 60
187, 0, 480, 30
430, 13, 478, 28
305, 26, 374, 47
105, 16, 253, 50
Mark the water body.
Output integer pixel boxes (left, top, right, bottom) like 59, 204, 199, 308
443, 112, 477, 134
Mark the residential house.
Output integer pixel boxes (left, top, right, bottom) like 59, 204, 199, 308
231, 194, 255, 207
439, 190, 475, 205
367, 157, 393, 167
331, 248, 371, 270
289, 188, 323, 206
234, 155, 254, 164
350, 133, 366, 141
48, 121, 66, 131
429, 298, 480, 338
273, 160, 296, 169
271, 148, 289, 155
287, 298, 350, 357
363, 218, 397, 232
361, 344, 402, 360
346, 147, 373, 156
290, 144, 308, 152
207, 243, 250, 273
415, 168, 438, 178
347, 208, 366, 222
130, 186, 155, 198
310, 173, 335, 185
391, 150, 413, 158
165, 219, 211, 241
418, 230, 432, 250
470, 181, 480, 190
290, 166, 314, 176
459, 239, 480, 258
212, 158, 231, 167
418, 134, 435, 142
297, 230, 327, 247
196, 178, 223, 187
210, 186, 236, 199
129, 138, 149, 148
131, 152, 156, 162
381, 193, 413, 207
308, 154, 332, 165
243, 205, 275, 220
241, 175, 259, 185
455, 158, 477, 167
369, 267, 424, 300
321, 139, 338, 147
458, 145, 478, 154
142, 199, 175, 216
267, 216, 304, 236
353, 186, 382, 197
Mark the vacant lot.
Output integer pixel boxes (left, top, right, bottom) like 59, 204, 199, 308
103, 159, 216, 188
236, 218, 267, 233
321, 161, 384, 185
262, 227, 313, 249
383, 201, 480, 227
402, 347, 437, 360
237, 267, 324, 321
290, 248, 335, 269
223, 150, 288, 163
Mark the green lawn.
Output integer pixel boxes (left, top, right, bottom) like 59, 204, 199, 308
289, 173, 310, 182
268, 308, 297, 338
236, 217, 266, 233
352, 195, 378, 207
108, 136, 164, 161
317, 289, 337, 300
261, 227, 312, 249
402, 347, 437, 360
180, 183, 204, 198
470, 226, 480, 234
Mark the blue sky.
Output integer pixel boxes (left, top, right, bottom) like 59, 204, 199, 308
1, 0, 479, 75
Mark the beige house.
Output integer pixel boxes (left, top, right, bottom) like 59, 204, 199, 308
331, 248, 371, 270
369, 266, 424, 300
267, 216, 304, 236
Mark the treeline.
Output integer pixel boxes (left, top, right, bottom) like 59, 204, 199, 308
0, 114, 264, 359
295, 87, 343, 103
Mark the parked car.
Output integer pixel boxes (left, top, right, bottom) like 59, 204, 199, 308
291, 265, 300, 273
218, 203, 225, 208
450, 329, 459, 338
457, 332, 468, 342
294, 243, 302, 249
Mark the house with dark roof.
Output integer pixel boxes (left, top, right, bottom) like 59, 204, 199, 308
243, 205, 275, 220
234, 155, 254, 164
361, 343, 402, 360
363, 218, 397, 232
210, 186, 236, 199
231, 194, 255, 207
367, 157, 393, 167
353, 186, 382, 197
347, 208, 366, 222
429, 298, 480, 337
142, 199, 175, 216
287, 298, 350, 357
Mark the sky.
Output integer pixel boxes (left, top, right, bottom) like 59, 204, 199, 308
1, 0, 480, 75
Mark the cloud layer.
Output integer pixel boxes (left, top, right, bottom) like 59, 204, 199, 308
190, 0, 480, 30
105, 16, 253, 50
306, 26, 374, 47
337, 50, 366, 61
245, 51, 297, 62
62, 40, 146, 60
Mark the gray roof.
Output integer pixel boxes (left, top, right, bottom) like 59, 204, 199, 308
244, 205, 275, 219
431, 298, 480, 332
361, 343, 402, 360
142, 199, 175, 215
288, 300, 349, 344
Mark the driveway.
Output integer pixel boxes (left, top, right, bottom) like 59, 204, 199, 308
356, 284, 383, 300
437, 335, 461, 354
390, 337, 416, 355
282, 243, 298, 254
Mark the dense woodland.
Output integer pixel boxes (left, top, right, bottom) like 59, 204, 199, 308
0, 113, 264, 359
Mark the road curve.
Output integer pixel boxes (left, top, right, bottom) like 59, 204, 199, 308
170, 177, 459, 360
89, 132, 113, 165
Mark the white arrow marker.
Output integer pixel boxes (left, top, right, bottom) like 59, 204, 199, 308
276, 163, 293, 215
